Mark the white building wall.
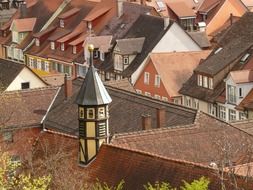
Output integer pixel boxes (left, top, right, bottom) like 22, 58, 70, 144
152, 23, 201, 53
6, 67, 47, 91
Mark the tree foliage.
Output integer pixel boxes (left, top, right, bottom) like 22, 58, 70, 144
0, 151, 51, 190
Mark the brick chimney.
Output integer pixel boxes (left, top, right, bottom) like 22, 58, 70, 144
64, 74, 72, 99
142, 114, 152, 130
157, 107, 166, 128
20, 2, 27, 19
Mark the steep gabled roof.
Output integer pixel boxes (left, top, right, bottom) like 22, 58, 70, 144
122, 14, 170, 77
167, 1, 196, 18
0, 59, 24, 91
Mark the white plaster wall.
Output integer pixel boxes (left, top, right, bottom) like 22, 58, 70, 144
6, 67, 46, 91
152, 23, 201, 53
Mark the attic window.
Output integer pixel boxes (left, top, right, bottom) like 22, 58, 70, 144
50, 42, 55, 50
2, 30, 6, 37
214, 47, 223, 54
240, 53, 250, 63
60, 43, 65, 51
60, 19, 64, 28
73, 46, 77, 54
94, 49, 99, 58
35, 38, 40, 46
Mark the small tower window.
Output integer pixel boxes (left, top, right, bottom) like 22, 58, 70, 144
79, 107, 84, 119
87, 108, 95, 119
98, 107, 105, 119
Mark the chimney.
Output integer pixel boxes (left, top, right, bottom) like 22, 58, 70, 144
117, 0, 125, 18
20, 2, 27, 19
142, 114, 152, 130
164, 17, 170, 30
64, 74, 72, 99
157, 107, 166, 128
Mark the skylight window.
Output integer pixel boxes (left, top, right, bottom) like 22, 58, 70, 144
214, 47, 223, 54
240, 53, 250, 63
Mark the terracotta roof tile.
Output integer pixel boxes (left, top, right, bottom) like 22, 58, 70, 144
58, 8, 81, 19
84, 35, 112, 52
89, 143, 253, 190
236, 88, 253, 111
83, 6, 111, 22
111, 111, 253, 166
230, 69, 253, 84
150, 51, 211, 97
167, 1, 196, 18
11, 17, 37, 32
0, 86, 59, 129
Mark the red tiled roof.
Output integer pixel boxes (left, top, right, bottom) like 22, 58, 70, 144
69, 34, 87, 46
150, 51, 211, 97
0, 86, 59, 128
83, 6, 111, 22
167, 2, 196, 18
11, 18, 37, 32
230, 69, 253, 84
58, 8, 81, 19
89, 143, 253, 190
198, 0, 221, 13
111, 111, 253, 166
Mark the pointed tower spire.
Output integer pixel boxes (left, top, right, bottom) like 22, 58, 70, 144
76, 44, 112, 165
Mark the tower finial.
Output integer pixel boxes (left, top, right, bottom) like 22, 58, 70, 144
88, 44, 94, 67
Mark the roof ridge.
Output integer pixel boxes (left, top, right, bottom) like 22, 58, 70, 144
105, 85, 197, 114
104, 143, 216, 171
112, 123, 196, 140
2, 86, 59, 95
150, 50, 211, 56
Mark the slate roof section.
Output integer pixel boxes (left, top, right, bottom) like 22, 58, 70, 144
194, 12, 253, 76
84, 35, 113, 52
188, 31, 211, 48
44, 78, 197, 136
89, 143, 253, 190
0, 86, 59, 129
76, 62, 112, 106
122, 14, 171, 77
111, 111, 253, 166
115, 37, 145, 55
0, 58, 24, 91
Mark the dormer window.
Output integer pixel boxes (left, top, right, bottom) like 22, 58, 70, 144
50, 42, 55, 50
35, 38, 40, 46
12, 31, 18, 43
197, 74, 202, 86
73, 46, 77, 54
61, 43, 65, 51
197, 74, 213, 89
123, 56, 129, 64
100, 52, 105, 61
60, 19, 64, 28
20, 33, 24, 40
2, 30, 6, 37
